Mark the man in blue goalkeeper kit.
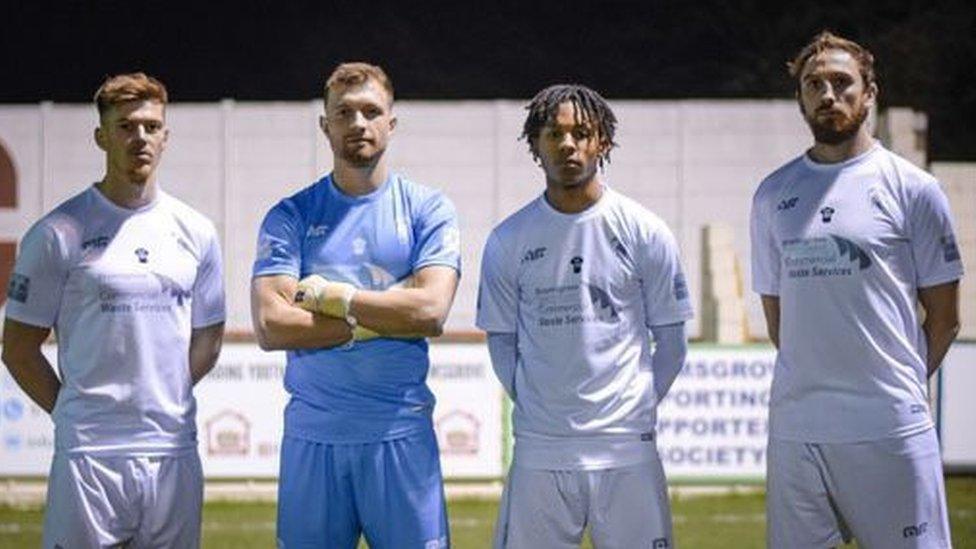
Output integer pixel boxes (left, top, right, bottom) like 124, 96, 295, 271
251, 62, 460, 549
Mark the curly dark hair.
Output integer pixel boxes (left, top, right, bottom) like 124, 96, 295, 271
521, 84, 618, 168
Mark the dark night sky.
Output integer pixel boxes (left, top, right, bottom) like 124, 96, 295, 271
2, 1, 974, 159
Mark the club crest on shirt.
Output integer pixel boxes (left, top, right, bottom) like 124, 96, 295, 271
569, 256, 583, 274
820, 206, 835, 223
134, 247, 150, 263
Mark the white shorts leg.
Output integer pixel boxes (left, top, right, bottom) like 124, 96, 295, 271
42, 452, 203, 549
587, 459, 673, 549
130, 452, 204, 549
822, 429, 951, 548
43, 453, 141, 548
768, 430, 951, 549
493, 467, 587, 549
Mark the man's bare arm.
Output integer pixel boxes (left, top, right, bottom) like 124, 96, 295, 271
348, 266, 460, 338
918, 280, 961, 377
760, 295, 781, 349
189, 322, 225, 385
1, 319, 60, 413
251, 275, 353, 351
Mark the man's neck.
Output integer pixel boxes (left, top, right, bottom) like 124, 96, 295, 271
808, 128, 875, 164
544, 177, 603, 214
332, 159, 388, 196
96, 172, 157, 209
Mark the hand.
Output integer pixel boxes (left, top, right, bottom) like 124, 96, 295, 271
294, 275, 357, 318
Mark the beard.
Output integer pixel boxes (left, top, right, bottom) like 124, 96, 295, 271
338, 141, 384, 168
805, 102, 869, 145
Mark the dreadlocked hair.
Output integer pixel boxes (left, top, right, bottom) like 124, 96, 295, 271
521, 84, 618, 168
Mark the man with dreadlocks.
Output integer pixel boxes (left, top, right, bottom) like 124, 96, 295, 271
751, 31, 959, 548
477, 84, 693, 548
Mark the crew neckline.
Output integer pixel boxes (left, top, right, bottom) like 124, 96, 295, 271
326, 173, 393, 203
802, 141, 881, 171
90, 183, 161, 214
537, 185, 611, 222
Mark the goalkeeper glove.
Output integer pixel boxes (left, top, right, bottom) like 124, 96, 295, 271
294, 275, 357, 318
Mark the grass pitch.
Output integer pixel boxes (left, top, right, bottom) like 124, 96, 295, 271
1, 477, 973, 547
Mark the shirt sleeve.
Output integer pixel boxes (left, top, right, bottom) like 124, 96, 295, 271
4, 222, 69, 328
252, 200, 304, 279
411, 192, 462, 274
750, 188, 780, 296
191, 227, 226, 328
475, 232, 518, 333
908, 180, 965, 288
639, 222, 695, 327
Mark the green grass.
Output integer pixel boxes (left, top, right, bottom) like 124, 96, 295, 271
1, 477, 973, 548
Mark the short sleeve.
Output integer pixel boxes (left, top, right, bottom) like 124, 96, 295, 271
5, 223, 69, 328
252, 200, 304, 279
750, 190, 780, 296
475, 232, 518, 333
640, 223, 695, 327
908, 180, 964, 288
412, 193, 461, 274
192, 228, 226, 328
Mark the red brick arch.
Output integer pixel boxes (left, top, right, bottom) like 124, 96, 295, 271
0, 139, 18, 307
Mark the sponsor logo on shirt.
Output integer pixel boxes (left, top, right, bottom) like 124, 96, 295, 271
820, 206, 835, 223
570, 256, 583, 274
783, 235, 871, 279
586, 283, 620, 322
777, 197, 799, 211
521, 247, 546, 263
673, 273, 688, 300
151, 273, 192, 306
942, 235, 960, 262
902, 522, 928, 538
6, 273, 29, 303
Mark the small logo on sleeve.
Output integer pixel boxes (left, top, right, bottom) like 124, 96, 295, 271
673, 273, 688, 300
941, 235, 960, 262
7, 273, 29, 303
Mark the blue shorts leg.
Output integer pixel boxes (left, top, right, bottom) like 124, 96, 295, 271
355, 429, 449, 549
277, 435, 360, 549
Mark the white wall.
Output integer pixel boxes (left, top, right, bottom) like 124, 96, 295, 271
2, 100, 966, 340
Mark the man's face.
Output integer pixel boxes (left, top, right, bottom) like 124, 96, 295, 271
95, 100, 168, 183
798, 48, 876, 145
533, 101, 606, 188
321, 80, 396, 167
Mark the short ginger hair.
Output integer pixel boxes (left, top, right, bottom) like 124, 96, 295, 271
323, 62, 394, 107
94, 72, 168, 118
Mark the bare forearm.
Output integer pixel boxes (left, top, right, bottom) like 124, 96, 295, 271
255, 301, 352, 350
189, 323, 225, 385
349, 288, 447, 337
924, 320, 959, 377
3, 352, 60, 413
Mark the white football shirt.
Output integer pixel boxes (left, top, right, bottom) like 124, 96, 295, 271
6, 185, 226, 455
477, 188, 694, 469
751, 143, 964, 443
